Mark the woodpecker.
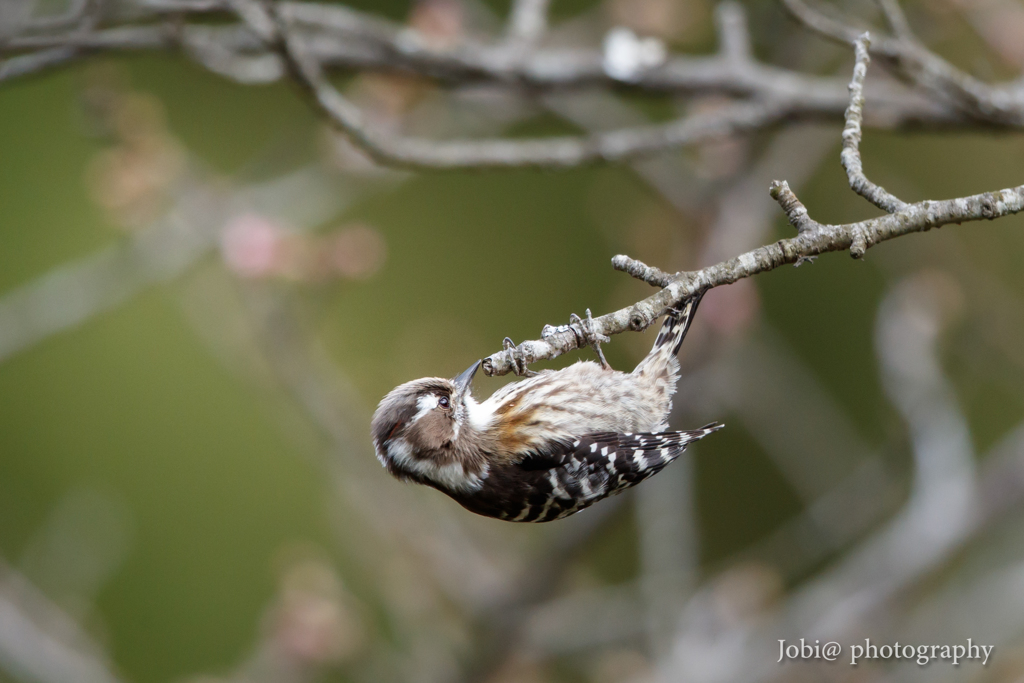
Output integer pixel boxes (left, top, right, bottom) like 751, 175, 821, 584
371, 295, 722, 522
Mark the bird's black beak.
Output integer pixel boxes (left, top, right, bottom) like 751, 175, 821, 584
452, 360, 481, 400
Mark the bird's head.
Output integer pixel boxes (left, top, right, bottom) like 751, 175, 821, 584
371, 360, 492, 491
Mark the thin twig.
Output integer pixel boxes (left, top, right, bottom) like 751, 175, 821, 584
611, 255, 673, 288
841, 33, 907, 213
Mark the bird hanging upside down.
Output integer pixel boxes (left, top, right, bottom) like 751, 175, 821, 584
371, 295, 722, 522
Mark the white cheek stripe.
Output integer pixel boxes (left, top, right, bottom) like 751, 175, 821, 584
386, 438, 488, 493
413, 394, 440, 423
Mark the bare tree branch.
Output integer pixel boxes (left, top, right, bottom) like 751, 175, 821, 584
0, 0, 1006, 172
0, 3, 859, 101
482, 37, 1024, 375
283, 34, 795, 166
781, 0, 1024, 124
158, 0, 853, 170
484, 178, 1024, 375
842, 33, 907, 213
255, 4, 784, 169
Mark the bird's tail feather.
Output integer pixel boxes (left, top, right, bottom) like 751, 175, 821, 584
634, 291, 705, 375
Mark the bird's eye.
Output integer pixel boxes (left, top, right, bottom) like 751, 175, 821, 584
438, 396, 450, 409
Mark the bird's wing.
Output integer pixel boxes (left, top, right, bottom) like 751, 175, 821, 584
512, 423, 723, 522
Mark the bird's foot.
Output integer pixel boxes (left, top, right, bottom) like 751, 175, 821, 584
569, 309, 612, 370
503, 337, 538, 377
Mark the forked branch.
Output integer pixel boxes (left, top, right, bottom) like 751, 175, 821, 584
483, 27, 1024, 376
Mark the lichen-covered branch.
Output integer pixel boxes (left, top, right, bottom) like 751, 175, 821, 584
483, 181, 1024, 375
